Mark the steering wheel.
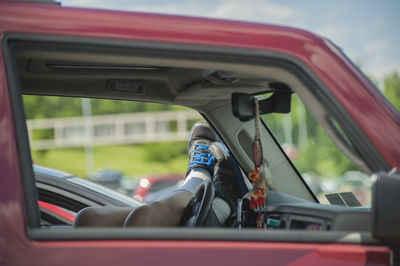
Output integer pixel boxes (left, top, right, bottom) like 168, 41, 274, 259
182, 180, 215, 227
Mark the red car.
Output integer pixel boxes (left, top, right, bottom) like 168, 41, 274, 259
1, 1, 399, 265
133, 174, 184, 202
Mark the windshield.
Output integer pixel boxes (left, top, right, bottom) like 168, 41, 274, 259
261, 94, 371, 206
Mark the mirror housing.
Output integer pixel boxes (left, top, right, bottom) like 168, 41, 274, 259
371, 171, 400, 242
232, 83, 292, 122
232, 93, 255, 122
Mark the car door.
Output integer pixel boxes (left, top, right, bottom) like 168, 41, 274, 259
0, 2, 397, 266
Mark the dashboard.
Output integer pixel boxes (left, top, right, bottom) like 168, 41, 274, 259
264, 191, 371, 231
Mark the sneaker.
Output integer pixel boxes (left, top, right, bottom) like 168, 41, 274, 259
209, 142, 249, 207
186, 121, 220, 176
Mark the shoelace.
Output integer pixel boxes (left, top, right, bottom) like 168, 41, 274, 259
189, 143, 216, 172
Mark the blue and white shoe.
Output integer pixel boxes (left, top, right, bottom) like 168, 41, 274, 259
186, 121, 219, 177
209, 142, 249, 205
187, 121, 248, 201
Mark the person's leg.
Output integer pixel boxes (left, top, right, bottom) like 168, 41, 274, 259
123, 190, 193, 227
74, 206, 134, 227
123, 169, 212, 227
125, 122, 218, 227
75, 122, 248, 228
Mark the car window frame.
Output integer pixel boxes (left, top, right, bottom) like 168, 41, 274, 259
3, 33, 390, 243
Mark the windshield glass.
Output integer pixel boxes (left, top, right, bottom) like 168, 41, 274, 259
261, 94, 371, 206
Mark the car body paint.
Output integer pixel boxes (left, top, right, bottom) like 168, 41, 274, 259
0, 2, 396, 265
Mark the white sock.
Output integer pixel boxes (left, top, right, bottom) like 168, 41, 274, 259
179, 168, 232, 225
178, 168, 211, 195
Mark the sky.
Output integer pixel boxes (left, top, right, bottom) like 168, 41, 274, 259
62, 0, 400, 86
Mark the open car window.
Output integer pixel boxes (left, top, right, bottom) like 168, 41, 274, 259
25, 95, 196, 182
3, 31, 391, 244
25, 95, 197, 225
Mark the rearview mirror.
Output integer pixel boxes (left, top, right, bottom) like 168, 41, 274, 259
232, 83, 292, 122
232, 93, 255, 122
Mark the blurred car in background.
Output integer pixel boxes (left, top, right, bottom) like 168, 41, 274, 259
132, 174, 184, 202
35, 165, 142, 225
89, 169, 123, 191
89, 169, 138, 196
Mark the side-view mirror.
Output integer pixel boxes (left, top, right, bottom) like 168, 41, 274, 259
371, 171, 400, 242
371, 171, 400, 263
232, 83, 292, 122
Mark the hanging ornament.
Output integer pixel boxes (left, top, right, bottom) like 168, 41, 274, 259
247, 97, 273, 228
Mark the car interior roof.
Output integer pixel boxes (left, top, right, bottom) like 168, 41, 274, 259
16, 45, 278, 107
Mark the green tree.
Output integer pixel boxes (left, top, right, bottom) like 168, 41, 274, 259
23, 95, 185, 120
23, 95, 82, 119
262, 94, 357, 179
382, 72, 400, 111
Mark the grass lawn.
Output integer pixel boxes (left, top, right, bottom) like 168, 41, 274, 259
32, 142, 189, 179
